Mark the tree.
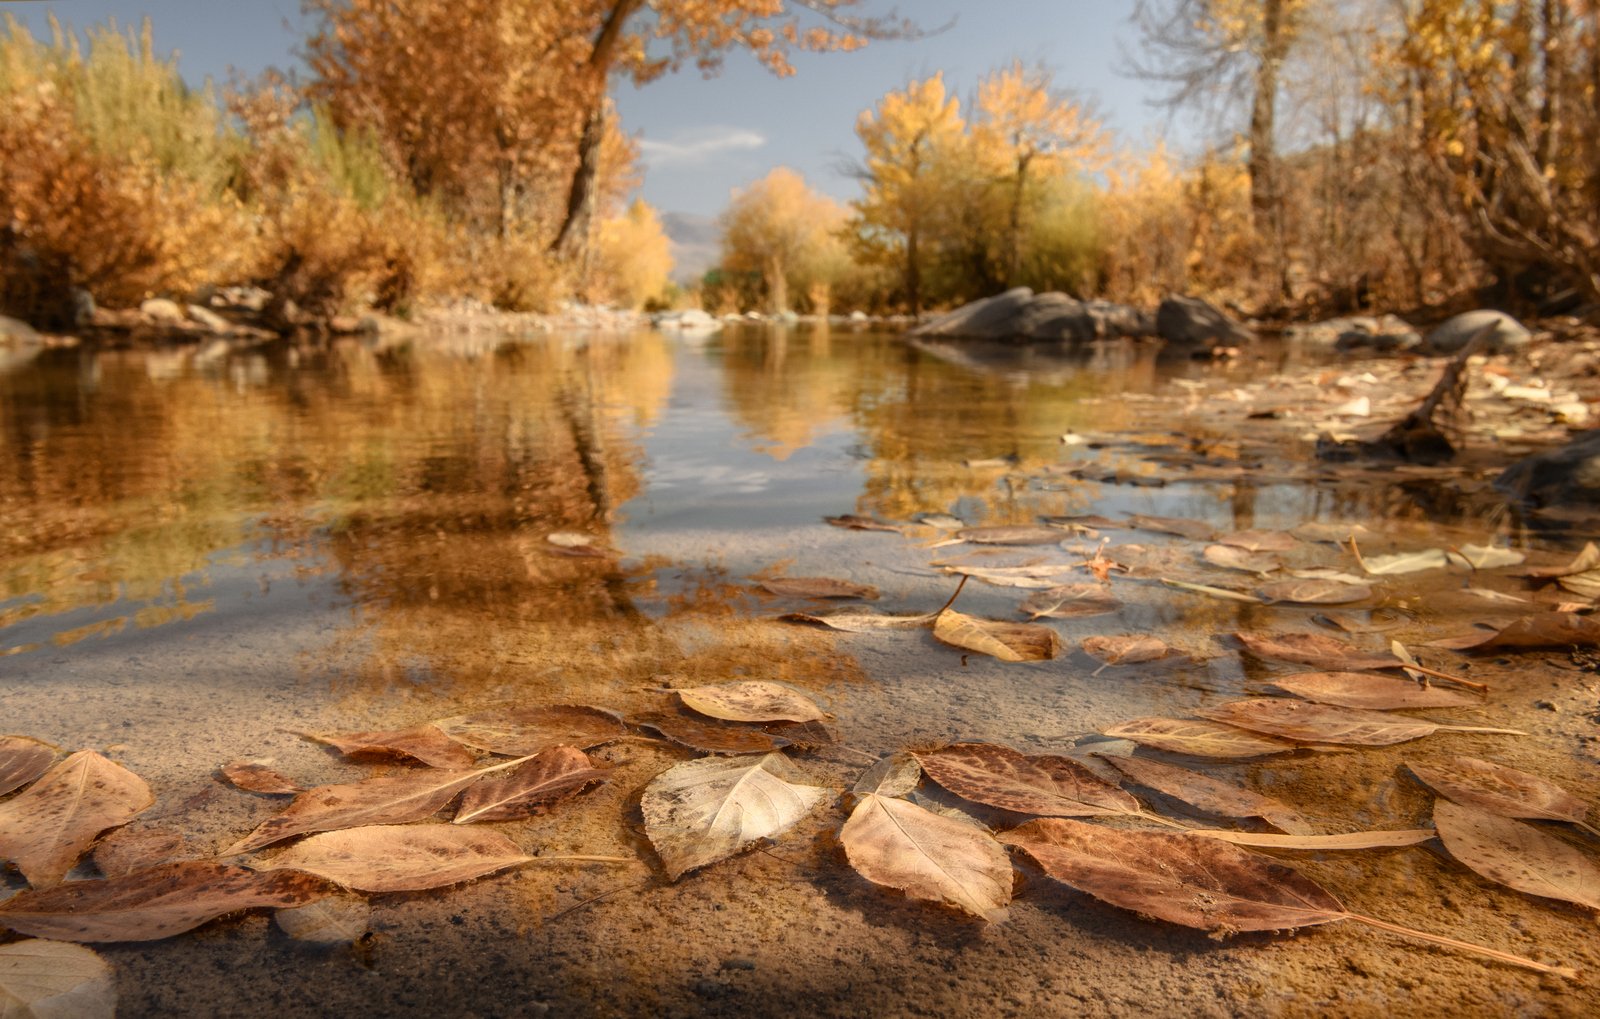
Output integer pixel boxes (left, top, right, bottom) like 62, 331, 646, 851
718, 167, 847, 314
596, 198, 673, 308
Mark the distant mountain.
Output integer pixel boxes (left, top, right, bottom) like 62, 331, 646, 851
660, 212, 720, 286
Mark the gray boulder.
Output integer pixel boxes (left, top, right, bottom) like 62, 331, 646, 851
1423, 309, 1530, 354
913, 288, 1152, 343
1286, 314, 1420, 352
1495, 430, 1600, 506
1156, 295, 1254, 347
912, 287, 1036, 340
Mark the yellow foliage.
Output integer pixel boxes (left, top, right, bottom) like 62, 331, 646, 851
720, 167, 848, 313
596, 199, 674, 309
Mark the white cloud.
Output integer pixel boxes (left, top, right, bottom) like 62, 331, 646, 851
638, 127, 766, 167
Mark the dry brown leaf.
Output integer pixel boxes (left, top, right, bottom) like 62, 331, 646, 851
299, 724, 475, 769
1019, 584, 1121, 620
1079, 635, 1172, 669
1525, 542, 1600, 585
1184, 828, 1437, 850
851, 753, 922, 800
676, 681, 827, 723
0, 862, 326, 941
933, 609, 1060, 662
1270, 672, 1480, 711
641, 753, 827, 880
1097, 754, 1309, 833
1257, 580, 1373, 605
1448, 544, 1526, 570
1160, 577, 1264, 603
1409, 756, 1596, 834
913, 743, 1138, 818
634, 712, 792, 755
225, 757, 528, 855
1101, 718, 1300, 758
945, 563, 1080, 590
1197, 699, 1522, 746
1218, 529, 1299, 552
92, 827, 191, 879
1425, 613, 1600, 651
1292, 522, 1375, 544
1234, 631, 1400, 670
0, 736, 57, 797
1203, 544, 1280, 574
220, 761, 305, 796
954, 525, 1067, 546
274, 894, 372, 946
0, 750, 154, 889
431, 704, 627, 756
259, 824, 535, 892
0, 938, 116, 1018
763, 718, 837, 750
1355, 548, 1450, 575
823, 514, 902, 533
777, 608, 938, 632
756, 577, 880, 600
1433, 800, 1600, 911
840, 793, 1012, 921
454, 747, 610, 824
1126, 514, 1215, 541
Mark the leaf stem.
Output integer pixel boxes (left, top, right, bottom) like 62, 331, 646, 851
935, 574, 970, 615
527, 854, 633, 864
1340, 912, 1579, 979
1435, 725, 1527, 736
1391, 661, 1490, 693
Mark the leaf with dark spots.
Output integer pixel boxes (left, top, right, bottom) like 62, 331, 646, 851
260, 825, 537, 892
1408, 756, 1596, 834
0, 751, 154, 889
454, 747, 610, 824
0, 862, 327, 941
1433, 800, 1600, 911
756, 577, 880, 600
634, 712, 792, 755
1269, 672, 1480, 711
298, 724, 475, 769
1425, 613, 1600, 652
1097, 754, 1310, 833
1234, 631, 1400, 671
0, 736, 57, 797
220, 761, 305, 796
1196, 699, 1523, 746
431, 704, 628, 757
1101, 718, 1300, 759
913, 743, 1138, 818
676, 681, 827, 723
93, 827, 192, 879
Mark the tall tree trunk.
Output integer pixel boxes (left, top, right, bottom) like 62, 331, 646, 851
767, 252, 788, 314
906, 224, 922, 318
1007, 152, 1031, 285
1248, 0, 1289, 301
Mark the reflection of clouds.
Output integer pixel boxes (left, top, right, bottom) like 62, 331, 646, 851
646, 458, 772, 494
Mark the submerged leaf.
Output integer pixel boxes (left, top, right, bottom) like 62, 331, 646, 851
851, 753, 922, 800
92, 827, 191, 879
1126, 514, 1215, 541
0, 862, 326, 941
1097, 754, 1309, 833
1079, 635, 1172, 668
0, 751, 154, 889
220, 761, 305, 796
1234, 631, 1400, 671
641, 753, 827, 880
946, 563, 1080, 590
1203, 544, 1280, 574
0, 938, 115, 1018
778, 609, 938, 632
1185, 828, 1436, 850
1433, 800, 1600, 911
275, 894, 372, 946
454, 747, 610, 824
676, 681, 827, 723
913, 743, 1138, 818
1257, 580, 1373, 605
1019, 584, 1121, 619
431, 705, 627, 756
824, 514, 902, 533
1218, 530, 1299, 552
1356, 548, 1450, 575
1198, 699, 1522, 746
1159, 577, 1264, 603
634, 712, 792, 755
933, 609, 1060, 662
1292, 521, 1375, 544
840, 793, 1012, 921
300, 724, 475, 769
1426, 613, 1600, 651
954, 525, 1067, 546
1408, 756, 1593, 829
1269, 672, 1480, 711
0, 736, 57, 797
756, 577, 879, 600
260, 825, 535, 893
1101, 718, 1298, 758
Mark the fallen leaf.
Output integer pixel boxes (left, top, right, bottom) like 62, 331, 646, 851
454, 747, 610, 824
1097, 754, 1309, 833
1159, 577, 1264, 603
1080, 635, 1172, 669
933, 609, 1060, 662
275, 894, 372, 946
915, 513, 966, 529
824, 514, 902, 533
676, 681, 827, 723
0, 736, 57, 797
641, 753, 827, 880
1269, 672, 1480, 710
1218, 530, 1299, 552
946, 564, 1081, 590
1448, 544, 1526, 570
0, 862, 325, 941
1426, 613, 1600, 651
431, 705, 627, 756
1408, 756, 1596, 834
1355, 547, 1450, 576
851, 753, 922, 800
955, 525, 1069, 546
763, 718, 837, 750
1197, 699, 1522, 746
1287, 567, 1370, 585
1234, 631, 1400, 670
1256, 580, 1373, 605
1433, 800, 1600, 911
0, 750, 154, 888
1203, 544, 1280, 574
300, 724, 475, 769
634, 712, 792, 755
1126, 514, 1215, 541
1525, 542, 1600, 581
546, 531, 597, 549
1292, 522, 1375, 544
225, 757, 528, 855
92, 827, 190, 879
756, 577, 879, 600
1465, 586, 1532, 605
0, 939, 116, 1018
1184, 828, 1437, 850
1312, 610, 1406, 634
840, 793, 1012, 921
913, 743, 1138, 818
777, 609, 938, 632
259, 825, 535, 892
1019, 584, 1121, 619
220, 761, 305, 796
1101, 718, 1299, 758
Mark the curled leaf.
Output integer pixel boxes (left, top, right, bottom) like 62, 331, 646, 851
1408, 756, 1594, 831
840, 793, 1012, 921
1234, 631, 1399, 671
299, 724, 474, 769
0, 736, 57, 797
676, 681, 827, 723
933, 609, 1059, 662
777, 609, 937, 632
1185, 828, 1437, 850
0, 750, 154, 889
851, 753, 922, 800
275, 894, 372, 946
1426, 613, 1600, 652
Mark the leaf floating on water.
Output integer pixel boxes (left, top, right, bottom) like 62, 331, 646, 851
431, 704, 628, 756
840, 793, 1012, 921
777, 608, 938, 632
824, 514, 902, 534
1448, 544, 1526, 570
1433, 800, 1600, 912
301, 724, 475, 769
1465, 586, 1532, 605
1269, 672, 1480, 711
454, 747, 610, 824
1409, 756, 1596, 833
1096, 754, 1310, 833
1292, 521, 1375, 545
946, 563, 1080, 590
954, 525, 1069, 546
1202, 544, 1280, 575
260, 825, 538, 893
1197, 699, 1523, 746
1080, 635, 1172, 670
1218, 529, 1299, 553
676, 681, 827, 723
1426, 613, 1600, 652
850, 753, 922, 800
1354, 546, 1450, 576
1159, 577, 1265, 604
92, 827, 190, 879
913, 743, 1138, 818
1185, 828, 1437, 850
1126, 514, 1215, 541
0, 735, 57, 797
756, 577, 880, 600
220, 761, 305, 796
0, 862, 326, 941
634, 712, 792, 755
1234, 631, 1400, 671
225, 758, 527, 854
1019, 584, 1121, 620
275, 894, 372, 946
1525, 542, 1600, 582
1101, 718, 1299, 758
1257, 580, 1373, 606
641, 753, 827, 880
1288, 567, 1370, 585
0, 939, 116, 1018
933, 609, 1060, 662
0, 750, 154, 889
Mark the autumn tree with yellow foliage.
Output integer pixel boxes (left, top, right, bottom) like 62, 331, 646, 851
719, 168, 848, 315
596, 199, 673, 309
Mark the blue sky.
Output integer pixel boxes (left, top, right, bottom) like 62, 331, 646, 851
3, 2, 1184, 217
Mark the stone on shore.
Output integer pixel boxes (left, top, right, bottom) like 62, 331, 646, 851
1495, 430, 1600, 506
1286, 314, 1420, 352
911, 288, 1153, 344
1155, 294, 1254, 347
1422, 309, 1531, 354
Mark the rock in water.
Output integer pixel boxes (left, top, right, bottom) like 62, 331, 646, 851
1422, 310, 1530, 354
1155, 295, 1254, 347
911, 289, 1153, 344
1496, 430, 1600, 506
